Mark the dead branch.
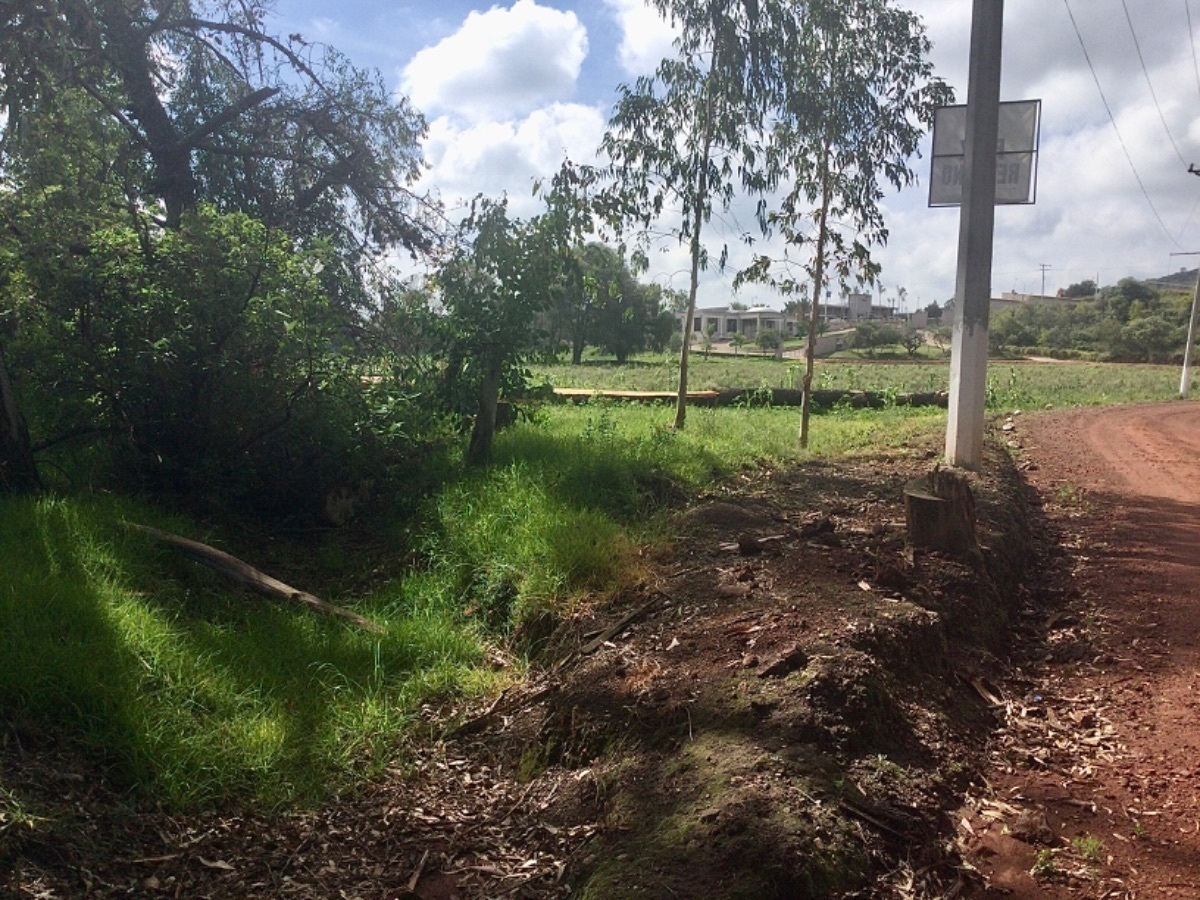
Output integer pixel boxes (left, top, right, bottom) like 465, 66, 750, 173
125, 522, 383, 632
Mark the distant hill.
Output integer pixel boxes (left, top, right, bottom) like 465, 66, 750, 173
1146, 268, 1198, 291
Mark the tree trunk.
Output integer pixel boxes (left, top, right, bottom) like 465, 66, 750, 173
0, 338, 40, 493
800, 133, 834, 449
904, 468, 978, 555
99, 5, 198, 227
571, 305, 587, 365
467, 345, 503, 466
674, 78, 717, 432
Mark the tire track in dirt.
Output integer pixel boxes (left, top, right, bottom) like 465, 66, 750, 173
966, 402, 1200, 898
1080, 404, 1200, 503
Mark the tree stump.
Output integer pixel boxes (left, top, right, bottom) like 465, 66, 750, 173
905, 467, 978, 554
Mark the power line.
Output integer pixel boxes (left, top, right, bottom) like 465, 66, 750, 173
1121, 0, 1189, 167
1177, 193, 1200, 243
1062, 0, 1184, 252
1187, 0, 1200, 103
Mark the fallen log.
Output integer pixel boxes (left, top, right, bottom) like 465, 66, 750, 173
124, 523, 383, 632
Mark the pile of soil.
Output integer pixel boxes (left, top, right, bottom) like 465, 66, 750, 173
5, 402, 1197, 898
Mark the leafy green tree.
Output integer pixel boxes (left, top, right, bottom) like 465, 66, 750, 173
1099, 278, 1158, 324
852, 321, 901, 357
7, 204, 410, 511
1, 0, 435, 251
1, 0, 437, 495
901, 325, 924, 358
642, 285, 682, 352
1120, 315, 1179, 363
601, 0, 794, 429
730, 331, 748, 356
699, 324, 717, 358
533, 162, 606, 365
743, 0, 952, 446
756, 327, 783, 355
575, 244, 641, 364
1064, 279, 1097, 299
436, 197, 556, 465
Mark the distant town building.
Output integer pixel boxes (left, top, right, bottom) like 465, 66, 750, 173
676, 306, 795, 338
676, 292, 898, 336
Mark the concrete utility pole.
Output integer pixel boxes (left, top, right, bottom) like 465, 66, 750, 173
1169, 252, 1200, 399
1182, 270, 1200, 398
1039, 263, 1052, 297
946, 0, 1004, 469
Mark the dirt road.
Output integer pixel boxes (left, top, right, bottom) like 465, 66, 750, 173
967, 402, 1200, 897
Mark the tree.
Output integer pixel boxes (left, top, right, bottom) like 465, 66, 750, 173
534, 162, 605, 365
5, 203, 403, 509
578, 243, 656, 364
1, 0, 436, 252
852, 321, 901, 357
699, 324, 717, 358
1064, 279, 1097, 299
602, 0, 795, 429
1, 0, 437, 493
742, 0, 952, 446
900, 325, 924, 358
756, 327, 783, 355
1120, 315, 1179, 363
1100, 278, 1158, 324
730, 331, 748, 356
436, 197, 555, 465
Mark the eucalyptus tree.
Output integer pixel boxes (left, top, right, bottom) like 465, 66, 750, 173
744, 0, 952, 446
601, 0, 794, 429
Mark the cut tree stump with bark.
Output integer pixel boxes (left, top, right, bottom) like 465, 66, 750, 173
904, 467, 978, 555
125, 523, 383, 632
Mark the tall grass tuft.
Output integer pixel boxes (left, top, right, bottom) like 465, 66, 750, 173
0, 494, 497, 808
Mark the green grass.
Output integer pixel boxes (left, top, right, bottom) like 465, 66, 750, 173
535, 351, 1184, 408
0, 494, 498, 808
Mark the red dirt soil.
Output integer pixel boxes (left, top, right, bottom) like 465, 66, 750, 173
963, 402, 1200, 898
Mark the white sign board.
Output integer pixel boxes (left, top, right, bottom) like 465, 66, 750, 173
929, 99, 1041, 207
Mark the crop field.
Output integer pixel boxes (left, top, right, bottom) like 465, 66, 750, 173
535, 352, 1186, 409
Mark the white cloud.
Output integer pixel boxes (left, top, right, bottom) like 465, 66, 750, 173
866, 0, 1200, 301
401, 0, 587, 122
420, 102, 606, 215
602, 0, 676, 76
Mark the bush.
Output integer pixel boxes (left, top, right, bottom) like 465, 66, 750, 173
11, 206, 453, 519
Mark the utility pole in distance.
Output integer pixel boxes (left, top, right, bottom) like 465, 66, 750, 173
1172, 251, 1200, 398
1039, 263, 1052, 297
946, 0, 1003, 469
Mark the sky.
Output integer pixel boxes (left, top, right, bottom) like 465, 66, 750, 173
277, 0, 1200, 312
